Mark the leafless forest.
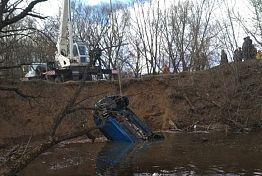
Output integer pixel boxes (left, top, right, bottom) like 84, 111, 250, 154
1, 0, 262, 79
0, 0, 262, 175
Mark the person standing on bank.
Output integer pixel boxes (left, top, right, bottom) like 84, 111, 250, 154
220, 49, 228, 65
92, 44, 102, 68
233, 47, 243, 62
242, 36, 253, 60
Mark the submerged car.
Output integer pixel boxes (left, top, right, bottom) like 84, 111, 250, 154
93, 96, 164, 143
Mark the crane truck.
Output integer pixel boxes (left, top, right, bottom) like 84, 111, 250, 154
24, 0, 112, 81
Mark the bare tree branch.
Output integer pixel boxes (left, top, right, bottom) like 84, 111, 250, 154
0, 85, 39, 99
27, 12, 47, 19
0, 126, 103, 176
0, 0, 47, 31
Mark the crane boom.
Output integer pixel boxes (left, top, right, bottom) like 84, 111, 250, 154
55, 0, 75, 68
68, 0, 74, 61
23, 0, 113, 81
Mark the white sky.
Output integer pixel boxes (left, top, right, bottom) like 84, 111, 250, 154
35, 0, 131, 17
34, 0, 254, 49
36, 0, 252, 17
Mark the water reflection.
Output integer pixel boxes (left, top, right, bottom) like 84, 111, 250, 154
96, 142, 152, 176
18, 132, 262, 176
97, 142, 133, 175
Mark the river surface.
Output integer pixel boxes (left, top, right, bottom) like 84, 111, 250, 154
18, 131, 262, 176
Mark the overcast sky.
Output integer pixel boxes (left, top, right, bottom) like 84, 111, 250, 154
87, 0, 130, 5
35, 0, 252, 47
36, 0, 131, 17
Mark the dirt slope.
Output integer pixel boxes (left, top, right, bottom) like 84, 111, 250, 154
1, 59, 262, 143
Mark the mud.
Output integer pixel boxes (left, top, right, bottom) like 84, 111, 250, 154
1, 59, 262, 142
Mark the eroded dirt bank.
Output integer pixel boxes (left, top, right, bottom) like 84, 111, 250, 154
1, 59, 262, 144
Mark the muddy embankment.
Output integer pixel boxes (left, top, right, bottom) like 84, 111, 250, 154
1, 60, 262, 144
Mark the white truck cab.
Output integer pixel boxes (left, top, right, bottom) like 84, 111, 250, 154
24, 63, 47, 80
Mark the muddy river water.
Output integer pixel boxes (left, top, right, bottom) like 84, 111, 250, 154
18, 131, 262, 176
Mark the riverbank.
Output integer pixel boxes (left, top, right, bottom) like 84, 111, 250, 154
1, 59, 262, 145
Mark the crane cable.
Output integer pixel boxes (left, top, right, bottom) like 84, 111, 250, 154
118, 65, 122, 96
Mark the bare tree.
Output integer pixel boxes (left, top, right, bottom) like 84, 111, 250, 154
70, 0, 130, 74
71, 1, 110, 46
161, 0, 192, 73
211, 0, 244, 63
0, 18, 57, 80
234, 0, 262, 47
0, 79, 106, 176
130, 0, 163, 75
0, 0, 47, 32
126, 39, 144, 78
159, 0, 219, 72
102, 2, 130, 71
0, 0, 56, 81
187, 0, 219, 71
